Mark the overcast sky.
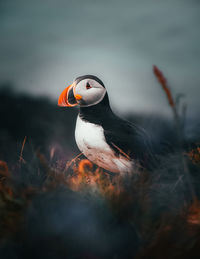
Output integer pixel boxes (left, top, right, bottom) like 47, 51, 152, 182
0, 0, 199, 117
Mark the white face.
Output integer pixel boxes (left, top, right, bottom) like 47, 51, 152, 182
74, 79, 107, 107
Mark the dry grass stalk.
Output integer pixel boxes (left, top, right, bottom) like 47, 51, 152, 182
153, 65, 175, 107
19, 136, 27, 163
153, 65, 195, 201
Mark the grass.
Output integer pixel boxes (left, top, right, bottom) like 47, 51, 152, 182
0, 67, 200, 258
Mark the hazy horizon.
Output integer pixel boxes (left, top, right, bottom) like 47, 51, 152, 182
0, 0, 199, 118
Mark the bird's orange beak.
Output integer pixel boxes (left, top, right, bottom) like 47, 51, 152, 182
58, 83, 82, 107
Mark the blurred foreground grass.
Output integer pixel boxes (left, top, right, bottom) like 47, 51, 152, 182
0, 149, 200, 258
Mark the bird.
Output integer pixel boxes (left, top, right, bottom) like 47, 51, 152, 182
58, 75, 153, 174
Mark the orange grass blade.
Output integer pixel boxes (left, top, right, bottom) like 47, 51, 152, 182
153, 65, 175, 107
78, 159, 93, 174
65, 152, 83, 171
187, 147, 200, 165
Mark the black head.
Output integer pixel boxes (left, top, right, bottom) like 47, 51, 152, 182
58, 75, 108, 108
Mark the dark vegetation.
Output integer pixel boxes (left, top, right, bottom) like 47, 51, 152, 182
0, 67, 200, 258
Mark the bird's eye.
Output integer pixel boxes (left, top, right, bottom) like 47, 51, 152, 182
86, 82, 92, 89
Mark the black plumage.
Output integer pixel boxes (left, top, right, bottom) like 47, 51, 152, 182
79, 92, 154, 170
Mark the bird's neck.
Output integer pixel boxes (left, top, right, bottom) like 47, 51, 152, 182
79, 93, 113, 125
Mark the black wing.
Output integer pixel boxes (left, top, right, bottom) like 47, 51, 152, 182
103, 114, 154, 168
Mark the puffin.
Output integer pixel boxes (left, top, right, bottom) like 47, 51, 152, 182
58, 75, 153, 173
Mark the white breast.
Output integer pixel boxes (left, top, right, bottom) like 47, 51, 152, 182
75, 115, 133, 173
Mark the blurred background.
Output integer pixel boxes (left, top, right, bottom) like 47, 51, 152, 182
0, 0, 199, 117
1, 2, 200, 258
